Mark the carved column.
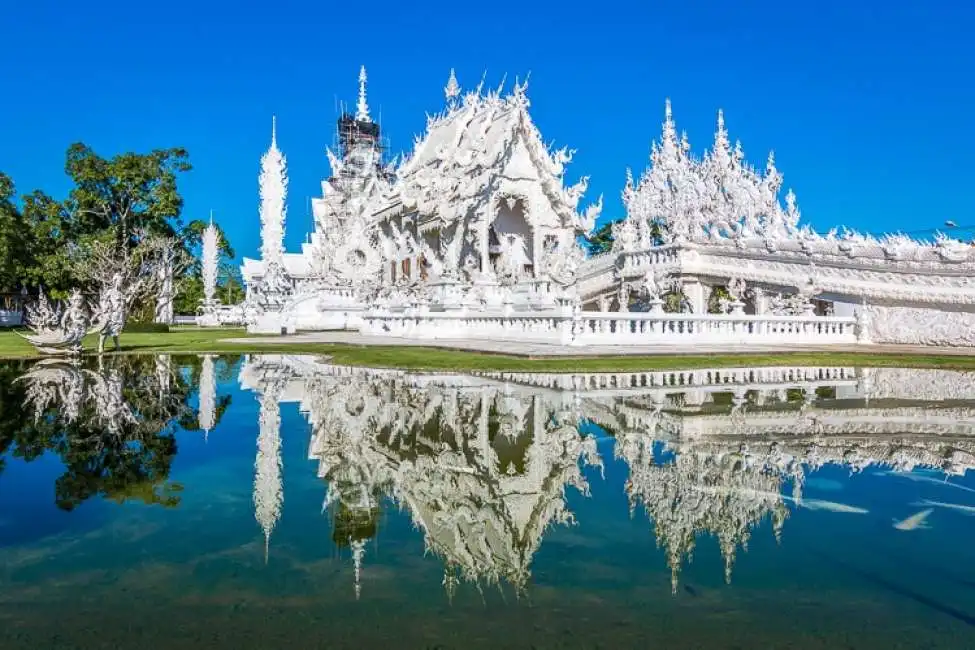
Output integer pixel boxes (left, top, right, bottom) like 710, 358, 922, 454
480, 222, 490, 274
683, 276, 707, 315
751, 288, 768, 315
532, 227, 542, 278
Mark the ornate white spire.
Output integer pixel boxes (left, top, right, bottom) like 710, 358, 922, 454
661, 98, 678, 152
201, 217, 220, 307
259, 116, 288, 269
254, 388, 283, 563
356, 66, 371, 123
712, 109, 732, 165
444, 68, 461, 107
198, 354, 216, 441
350, 538, 366, 600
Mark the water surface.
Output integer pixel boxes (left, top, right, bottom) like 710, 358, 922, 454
2, 355, 975, 648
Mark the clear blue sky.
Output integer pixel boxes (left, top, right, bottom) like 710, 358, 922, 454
2, 1, 973, 261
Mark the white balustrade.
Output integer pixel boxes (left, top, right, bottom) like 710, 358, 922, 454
360, 309, 858, 347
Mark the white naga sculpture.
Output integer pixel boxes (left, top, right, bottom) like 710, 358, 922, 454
20, 289, 90, 355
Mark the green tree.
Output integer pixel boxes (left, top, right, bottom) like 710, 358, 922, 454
0, 174, 30, 292
218, 261, 245, 304
63, 143, 191, 254
584, 218, 668, 255
19, 189, 77, 295
0, 355, 236, 510
585, 220, 616, 255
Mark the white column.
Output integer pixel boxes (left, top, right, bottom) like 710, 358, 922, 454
683, 277, 706, 314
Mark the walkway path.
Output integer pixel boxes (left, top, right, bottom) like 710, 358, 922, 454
224, 332, 975, 358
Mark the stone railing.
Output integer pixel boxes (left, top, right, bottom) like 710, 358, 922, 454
474, 365, 857, 391
197, 304, 248, 327
575, 312, 857, 345
360, 308, 858, 347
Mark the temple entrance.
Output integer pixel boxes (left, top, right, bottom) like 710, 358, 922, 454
490, 196, 534, 276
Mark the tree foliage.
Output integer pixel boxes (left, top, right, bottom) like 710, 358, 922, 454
0, 355, 234, 510
584, 218, 667, 256
1, 143, 240, 313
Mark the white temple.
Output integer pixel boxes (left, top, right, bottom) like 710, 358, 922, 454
239, 68, 975, 347
239, 355, 975, 597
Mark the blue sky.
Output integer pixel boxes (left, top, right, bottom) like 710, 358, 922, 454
1, 1, 973, 260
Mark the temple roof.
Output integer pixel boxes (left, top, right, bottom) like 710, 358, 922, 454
377, 78, 601, 233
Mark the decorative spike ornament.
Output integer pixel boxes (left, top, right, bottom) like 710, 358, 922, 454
661, 99, 678, 153
356, 66, 371, 123
444, 68, 461, 107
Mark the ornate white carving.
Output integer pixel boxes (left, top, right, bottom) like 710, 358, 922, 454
201, 219, 220, 307
242, 356, 975, 597
254, 382, 284, 562
198, 354, 217, 440
20, 289, 89, 355
865, 304, 975, 346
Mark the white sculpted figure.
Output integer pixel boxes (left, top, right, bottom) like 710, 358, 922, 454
727, 277, 746, 302
20, 289, 90, 355
93, 272, 127, 353
495, 234, 531, 285
542, 240, 586, 287
641, 269, 663, 302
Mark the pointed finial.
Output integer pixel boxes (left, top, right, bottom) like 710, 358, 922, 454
717, 108, 725, 130
271, 115, 278, 147
209, 208, 214, 226
356, 65, 371, 122
664, 98, 672, 120
444, 68, 460, 105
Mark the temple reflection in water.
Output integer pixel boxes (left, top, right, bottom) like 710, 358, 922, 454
237, 356, 975, 597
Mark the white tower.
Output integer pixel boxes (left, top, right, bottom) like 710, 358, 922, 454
259, 116, 289, 296
254, 386, 283, 563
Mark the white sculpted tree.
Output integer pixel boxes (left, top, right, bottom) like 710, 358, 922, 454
153, 242, 179, 325
200, 218, 221, 316
198, 354, 217, 440
80, 234, 189, 353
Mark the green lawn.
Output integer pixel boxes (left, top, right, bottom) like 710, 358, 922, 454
3, 326, 975, 371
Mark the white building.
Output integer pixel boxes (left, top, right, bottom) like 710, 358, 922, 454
239, 69, 975, 347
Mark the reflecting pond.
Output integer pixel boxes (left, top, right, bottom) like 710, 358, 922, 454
2, 355, 975, 648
